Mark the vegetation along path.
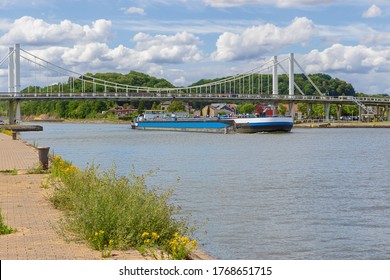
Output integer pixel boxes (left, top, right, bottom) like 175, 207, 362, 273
0, 133, 146, 260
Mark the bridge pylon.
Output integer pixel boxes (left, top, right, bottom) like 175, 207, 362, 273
273, 56, 278, 95
7, 44, 21, 124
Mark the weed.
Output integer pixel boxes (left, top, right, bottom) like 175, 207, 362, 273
89, 230, 114, 258
0, 129, 13, 137
0, 169, 18, 175
48, 157, 199, 259
0, 209, 15, 235
167, 232, 197, 260
27, 165, 50, 174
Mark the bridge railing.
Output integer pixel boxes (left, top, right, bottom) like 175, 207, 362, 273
1, 91, 390, 104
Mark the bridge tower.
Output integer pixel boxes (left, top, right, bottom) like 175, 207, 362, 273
288, 53, 295, 117
7, 44, 21, 124
289, 53, 294, 96
272, 56, 278, 95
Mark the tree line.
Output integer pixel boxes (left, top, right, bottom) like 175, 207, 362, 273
189, 73, 356, 96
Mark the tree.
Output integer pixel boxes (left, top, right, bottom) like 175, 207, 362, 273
151, 102, 158, 110
167, 101, 185, 112
278, 104, 287, 116
238, 103, 255, 114
137, 101, 145, 114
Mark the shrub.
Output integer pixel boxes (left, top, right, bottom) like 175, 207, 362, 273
49, 157, 197, 259
0, 209, 15, 235
0, 129, 13, 137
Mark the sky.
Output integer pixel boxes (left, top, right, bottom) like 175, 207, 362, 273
1, 0, 390, 94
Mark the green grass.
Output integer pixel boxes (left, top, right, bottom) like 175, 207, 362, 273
49, 156, 198, 259
0, 209, 15, 235
0, 129, 13, 136
0, 169, 18, 175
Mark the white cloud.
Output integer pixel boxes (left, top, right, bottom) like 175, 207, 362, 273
61, 43, 110, 66
0, 17, 112, 46
0, 16, 205, 90
212, 17, 315, 61
13, 32, 204, 77
303, 44, 390, 74
132, 32, 203, 64
121, 7, 146, 15
362, 5, 382, 18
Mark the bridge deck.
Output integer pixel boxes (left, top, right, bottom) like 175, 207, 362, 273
1, 92, 390, 106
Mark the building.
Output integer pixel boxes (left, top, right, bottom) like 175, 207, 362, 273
201, 103, 235, 117
107, 106, 137, 118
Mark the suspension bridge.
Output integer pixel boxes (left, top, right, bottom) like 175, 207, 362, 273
1, 44, 390, 124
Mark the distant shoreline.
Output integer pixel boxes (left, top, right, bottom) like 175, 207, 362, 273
25, 118, 129, 124
294, 121, 390, 128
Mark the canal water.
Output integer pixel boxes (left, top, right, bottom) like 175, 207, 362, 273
21, 123, 390, 260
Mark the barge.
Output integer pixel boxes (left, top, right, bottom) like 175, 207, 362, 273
131, 111, 293, 133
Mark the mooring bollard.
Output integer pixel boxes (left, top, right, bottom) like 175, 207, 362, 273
37, 146, 50, 170
12, 131, 17, 140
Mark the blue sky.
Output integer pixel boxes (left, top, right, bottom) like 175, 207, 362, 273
1, 0, 390, 94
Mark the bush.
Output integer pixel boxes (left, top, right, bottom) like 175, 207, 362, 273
0, 209, 15, 235
49, 156, 197, 259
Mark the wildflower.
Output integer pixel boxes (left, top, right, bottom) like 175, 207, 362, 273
180, 236, 189, 244
69, 166, 78, 172
151, 232, 160, 240
141, 232, 149, 239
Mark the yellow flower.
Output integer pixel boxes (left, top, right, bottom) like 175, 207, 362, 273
69, 166, 78, 172
144, 238, 150, 244
151, 232, 160, 239
180, 236, 189, 244
141, 232, 149, 239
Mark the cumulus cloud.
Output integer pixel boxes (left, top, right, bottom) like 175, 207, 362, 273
362, 5, 382, 18
61, 43, 111, 66
17, 32, 203, 76
0, 17, 112, 46
132, 32, 203, 64
303, 44, 390, 74
203, 0, 334, 8
121, 7, 146, 15
212, 17, 315, 61
0, 16, 205, 90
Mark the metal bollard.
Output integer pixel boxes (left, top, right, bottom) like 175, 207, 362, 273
37, 147, 50, 170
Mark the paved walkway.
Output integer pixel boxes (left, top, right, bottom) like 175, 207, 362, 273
0, 133, 146, 260
0, 133, 39, 171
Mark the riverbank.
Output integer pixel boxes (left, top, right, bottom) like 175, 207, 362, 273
294, 121, 390, 128
0, 133, 148, 259
0, 133, 212, 260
